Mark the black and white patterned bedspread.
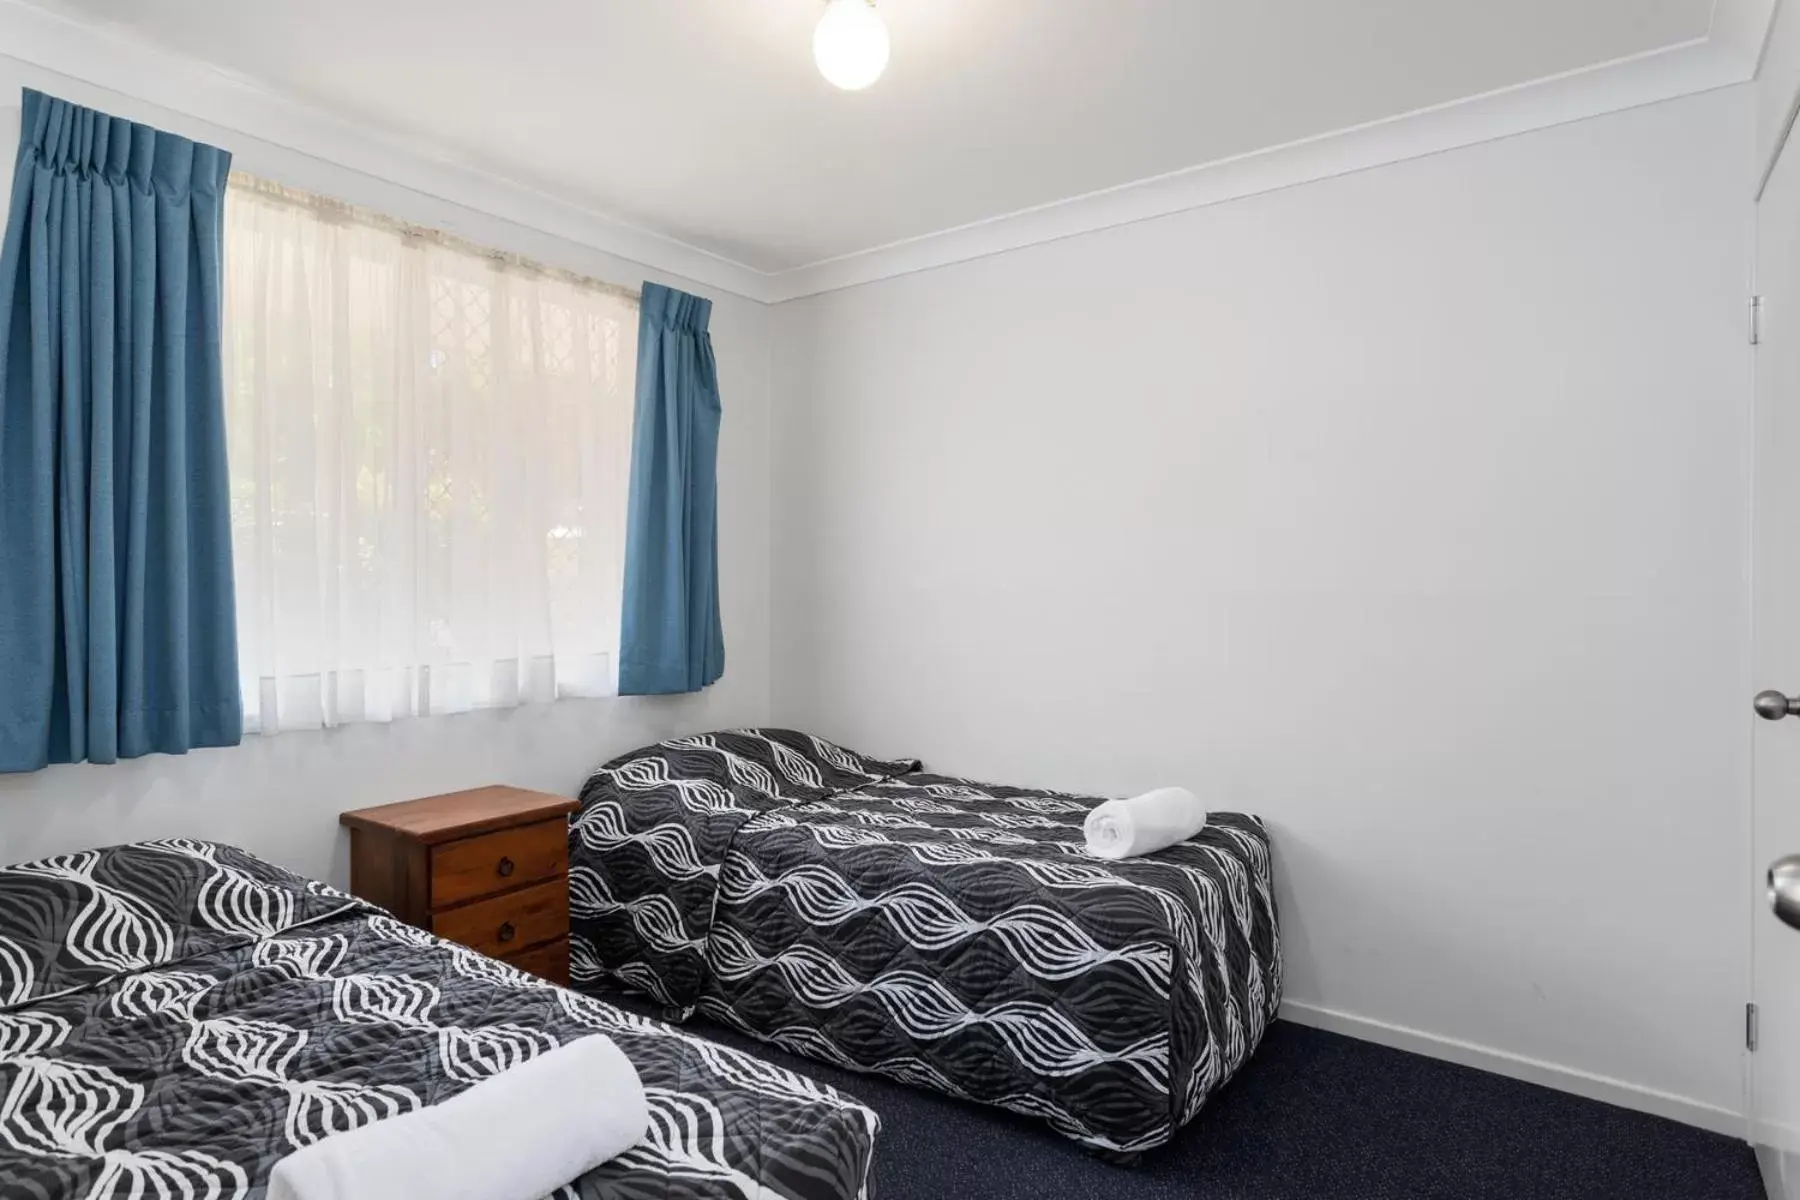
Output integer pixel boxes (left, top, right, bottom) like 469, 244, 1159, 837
569, 730, 1282, 1156
0, 840, 877, 1200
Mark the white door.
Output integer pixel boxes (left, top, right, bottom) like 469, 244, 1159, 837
1752, 123, 1800, 1198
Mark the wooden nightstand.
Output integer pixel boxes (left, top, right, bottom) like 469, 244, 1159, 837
340, 785, 579, 986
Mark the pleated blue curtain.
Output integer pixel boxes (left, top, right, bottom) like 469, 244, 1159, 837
618, 282, 725, 695
0, 89, 242, 770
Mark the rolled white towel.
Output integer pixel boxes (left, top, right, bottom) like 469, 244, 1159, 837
1084, 787, 1209, 860
267, 1034, 649, 1200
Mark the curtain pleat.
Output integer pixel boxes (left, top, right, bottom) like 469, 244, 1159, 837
0, 88, 240, 771
618, 282, 724, 695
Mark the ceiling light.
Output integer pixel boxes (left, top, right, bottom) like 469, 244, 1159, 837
813, 0, 890, 91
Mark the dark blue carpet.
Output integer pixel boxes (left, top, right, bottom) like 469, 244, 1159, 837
601, 991, 1763, 1200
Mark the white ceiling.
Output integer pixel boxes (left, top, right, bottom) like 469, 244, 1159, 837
20, 0, 1724, 274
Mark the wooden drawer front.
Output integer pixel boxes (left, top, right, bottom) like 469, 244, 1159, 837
431, 879, 568, 958
505, 936, 570, 987
430, 818, 567, 909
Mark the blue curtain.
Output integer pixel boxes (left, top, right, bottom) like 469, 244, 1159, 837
0, 89, 241, 771
619, 283, 725, 695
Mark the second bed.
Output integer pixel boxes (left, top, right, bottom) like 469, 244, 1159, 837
569, 728, 1282, 1157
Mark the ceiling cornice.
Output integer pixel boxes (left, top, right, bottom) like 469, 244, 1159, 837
0, 0, 774, 301
0, 0, 1777, 306
765, 0, 1778, 301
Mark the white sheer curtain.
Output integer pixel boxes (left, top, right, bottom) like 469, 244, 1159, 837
222, 175, 638, 734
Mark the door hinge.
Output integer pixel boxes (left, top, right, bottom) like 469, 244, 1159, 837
1752, 295, 1765, 346
1747, 1001, 1759, 1052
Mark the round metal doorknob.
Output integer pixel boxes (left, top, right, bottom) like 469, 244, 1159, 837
1772, 855, 1800, 932
1755, 690, 1800, 721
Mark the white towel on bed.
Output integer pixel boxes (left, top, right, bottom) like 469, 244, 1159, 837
266, 1034, 648, 1200
1083, 787, 1209, 860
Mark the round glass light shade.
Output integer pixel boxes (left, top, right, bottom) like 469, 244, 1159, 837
813, 0, 890, 91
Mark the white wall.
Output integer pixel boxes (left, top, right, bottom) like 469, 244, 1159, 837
770, 88, 1756, 1127
0, 58, 775, 886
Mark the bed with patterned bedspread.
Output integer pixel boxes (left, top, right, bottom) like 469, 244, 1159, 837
0, 840, 877, 1200
568, 729, 1281, 1158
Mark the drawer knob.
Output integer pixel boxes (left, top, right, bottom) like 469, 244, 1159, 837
498, 921, 516, 944
496, 856, 515, 879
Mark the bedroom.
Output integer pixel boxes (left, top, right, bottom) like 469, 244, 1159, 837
0, 1, 1793, 1198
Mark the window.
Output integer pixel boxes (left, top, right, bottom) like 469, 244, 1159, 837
222, 175, 639, 732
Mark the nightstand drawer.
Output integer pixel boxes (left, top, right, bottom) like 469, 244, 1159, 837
505, 935, 570, 987
429, 818, 567, 909
431, 879, 568, 957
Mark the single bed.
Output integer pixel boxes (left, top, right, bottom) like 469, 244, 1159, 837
0, 839, 877, 1200
568, 729, 1281, 1157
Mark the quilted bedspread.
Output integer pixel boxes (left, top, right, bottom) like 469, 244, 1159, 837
0, 840, 877, 1200
569, 730, 1282, 1156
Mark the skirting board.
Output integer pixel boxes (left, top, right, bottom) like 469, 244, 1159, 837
1759, 1144, 1800, 1200
1279, 1000, 1744, 1140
